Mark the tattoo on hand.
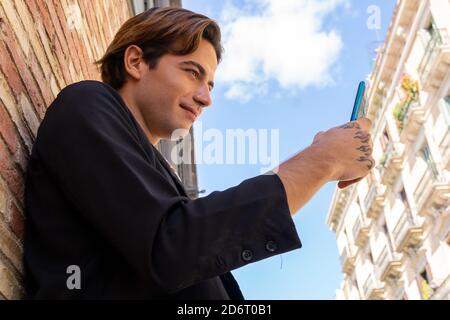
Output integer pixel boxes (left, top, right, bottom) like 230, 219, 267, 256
357, 145, 371, 153
357, 156, 374, 170
354, 131, 370, 143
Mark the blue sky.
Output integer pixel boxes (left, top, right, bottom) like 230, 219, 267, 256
182, 0, 397, 299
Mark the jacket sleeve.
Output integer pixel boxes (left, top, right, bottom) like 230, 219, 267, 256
35, 81, 302, 294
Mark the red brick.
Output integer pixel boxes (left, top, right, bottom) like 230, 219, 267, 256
64, 23, 90, 79
0, 100, 18, 155
0, 14, 48, 116
78, 0, 100, 49
52, 0, 89, 79
80, 0, 103, 80
0, 39, 24, 104
90, 0, 109, 50
84, 0, 108, 79
43, 0, 83, 79
25, 0, 72, 86
101, 0, 112, 41
0, 140, 24, 207
6, 200, 24, 241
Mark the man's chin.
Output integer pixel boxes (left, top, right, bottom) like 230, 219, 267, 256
166, 126, 192, 141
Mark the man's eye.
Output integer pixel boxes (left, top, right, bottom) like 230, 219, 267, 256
189, 70, 199, 79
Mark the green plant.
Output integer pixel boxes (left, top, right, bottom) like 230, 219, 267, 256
393, 102, 406, 122
379, 153, 388, 167
392, 74, 420, 132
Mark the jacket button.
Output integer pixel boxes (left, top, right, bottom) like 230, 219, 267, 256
241, 249, 253, 262
265, 240, 278, 252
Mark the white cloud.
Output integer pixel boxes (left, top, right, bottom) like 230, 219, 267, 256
216, 0, 348, 103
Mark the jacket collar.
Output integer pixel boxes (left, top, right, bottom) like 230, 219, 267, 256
151, 145, 188, 197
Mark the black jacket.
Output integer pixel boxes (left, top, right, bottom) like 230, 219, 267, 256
23, 80, 302, 299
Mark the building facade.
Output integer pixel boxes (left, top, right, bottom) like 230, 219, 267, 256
326, 0, 450, 300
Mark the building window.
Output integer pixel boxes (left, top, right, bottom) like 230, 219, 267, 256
439, 95, 450, 125
400, 188, 410, 211
419, 142, 439, 178
382, 222, 388, 235
144, 0, 155, 10
368, 251, 374, 265
418, 269, 432, 300
380, 128, 390, 151
419, 17, 437, 48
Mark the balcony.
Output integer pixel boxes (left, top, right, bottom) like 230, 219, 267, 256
378, 142, 405, 186
441, 130, 450, 171
436, 118, 450, 171
376, 245, 403, 282
418, 28, 450, 92
340, 246, 356, 275
399, 101, 425, 143
414, 168, 450, 216
327, 186, 355, 230
352, 216, 370, 247
392, 209, 424, 252
362, 274, 385, 300
364, 184, 387, 219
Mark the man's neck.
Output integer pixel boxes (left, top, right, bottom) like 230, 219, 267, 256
117, 88, 160, 146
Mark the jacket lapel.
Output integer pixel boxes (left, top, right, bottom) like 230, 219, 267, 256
152, 146, 188, 197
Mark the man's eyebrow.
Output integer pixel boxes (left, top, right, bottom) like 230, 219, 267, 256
179, 60, 214, 90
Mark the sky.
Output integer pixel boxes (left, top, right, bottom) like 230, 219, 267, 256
182, 0, 397, 300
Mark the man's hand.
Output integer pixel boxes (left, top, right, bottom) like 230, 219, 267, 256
276, 118, 374, 215
311, 118, 374, 189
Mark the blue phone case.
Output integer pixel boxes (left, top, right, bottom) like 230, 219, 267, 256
351, 81, 366, 121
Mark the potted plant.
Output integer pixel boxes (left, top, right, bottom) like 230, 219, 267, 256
392, 74, 420, 132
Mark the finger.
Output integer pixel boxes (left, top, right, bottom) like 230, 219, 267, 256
356, 117, 372, 132
313, 131, 325, 143
315, 131, 325, 138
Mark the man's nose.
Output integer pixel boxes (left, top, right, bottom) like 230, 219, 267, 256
193, 84, 212, 108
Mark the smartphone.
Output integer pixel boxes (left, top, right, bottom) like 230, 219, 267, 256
350, 81, 366, 121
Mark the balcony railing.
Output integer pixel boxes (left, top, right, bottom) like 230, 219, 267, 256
399, 101, 425, 143
378, 142, 405, 186
340, 246, 356, 275
414, 167, 450, 216
418, 28, 450, 91
436, 115, 450, 171
328, 186, 353, 228
352, 216, 370, 247
392, 209, 423, 252
362, 273, 385, 300
364, 184, 386, 219
376, 245, 403, 281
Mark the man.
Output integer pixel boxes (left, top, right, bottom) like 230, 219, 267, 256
23, 7, 374, 299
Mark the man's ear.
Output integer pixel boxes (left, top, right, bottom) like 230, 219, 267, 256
123, 45, 143, 81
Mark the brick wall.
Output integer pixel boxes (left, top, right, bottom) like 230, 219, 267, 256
0, 0, 133, 300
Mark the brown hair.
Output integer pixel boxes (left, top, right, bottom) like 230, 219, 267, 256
94, 7, 223, 90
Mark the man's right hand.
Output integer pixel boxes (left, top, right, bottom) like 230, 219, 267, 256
310, 117, 374, 188
276, 118, 374, 215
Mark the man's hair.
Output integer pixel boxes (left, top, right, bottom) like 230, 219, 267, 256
94, 7, 223, 90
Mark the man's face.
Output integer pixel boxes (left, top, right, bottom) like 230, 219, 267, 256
132, 39, 217, 140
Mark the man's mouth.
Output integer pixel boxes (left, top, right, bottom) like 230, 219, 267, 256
180, 104, 199, 120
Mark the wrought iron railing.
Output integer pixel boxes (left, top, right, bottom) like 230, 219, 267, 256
419, 28, 450, 83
